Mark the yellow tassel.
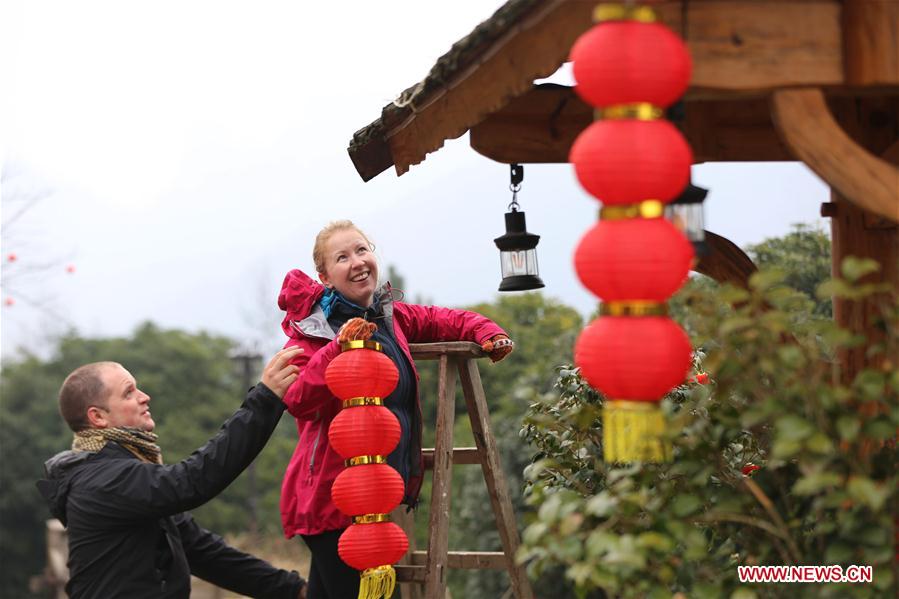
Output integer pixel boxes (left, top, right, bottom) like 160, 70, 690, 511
602, 401, 671, 463
358, 565, 396, 599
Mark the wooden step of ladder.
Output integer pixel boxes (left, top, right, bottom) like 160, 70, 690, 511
394, 342, 534, 599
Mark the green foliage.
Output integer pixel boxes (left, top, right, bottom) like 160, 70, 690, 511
746, 224, 832, 318
0, 323, 296, 597
520, 263, 898, 598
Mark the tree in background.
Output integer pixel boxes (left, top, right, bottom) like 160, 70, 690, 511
0, 165, 78, 322
746, 223, 832, 317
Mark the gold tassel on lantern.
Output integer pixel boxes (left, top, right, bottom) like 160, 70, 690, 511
358, 565, 396, 599
602, 400, 671, 462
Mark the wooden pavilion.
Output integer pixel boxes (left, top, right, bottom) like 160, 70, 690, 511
346, 1, 897, 596
349, 0, 897, 373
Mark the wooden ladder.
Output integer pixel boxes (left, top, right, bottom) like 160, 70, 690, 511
393, 342, 534, 599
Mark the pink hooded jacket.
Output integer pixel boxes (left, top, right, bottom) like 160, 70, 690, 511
277, 269, 506, 537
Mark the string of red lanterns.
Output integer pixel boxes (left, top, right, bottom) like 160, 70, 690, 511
569, 3, 695, 463
325, 339, 409, 599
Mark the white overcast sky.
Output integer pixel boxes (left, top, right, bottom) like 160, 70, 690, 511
0, 1, 828, 359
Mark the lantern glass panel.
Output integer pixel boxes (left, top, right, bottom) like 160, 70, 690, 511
500, 248, 539, 278
665, 203, 705, 242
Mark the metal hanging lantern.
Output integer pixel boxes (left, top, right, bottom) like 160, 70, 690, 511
664, 182, 708, 255
494, 164, 545, 292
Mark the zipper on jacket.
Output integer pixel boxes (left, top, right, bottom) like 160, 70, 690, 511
308, 416, 324, 475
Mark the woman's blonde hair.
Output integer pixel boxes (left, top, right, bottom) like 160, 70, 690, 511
312, 220, 374, 275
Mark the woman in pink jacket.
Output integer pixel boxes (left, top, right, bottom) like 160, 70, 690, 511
277, 220, 513, 598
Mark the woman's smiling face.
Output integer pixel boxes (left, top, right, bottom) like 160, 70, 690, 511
319, 228, 379, 307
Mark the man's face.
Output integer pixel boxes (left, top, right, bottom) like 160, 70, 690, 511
92, 364, 155, 431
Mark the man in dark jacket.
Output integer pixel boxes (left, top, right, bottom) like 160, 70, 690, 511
36, 347, 307, 599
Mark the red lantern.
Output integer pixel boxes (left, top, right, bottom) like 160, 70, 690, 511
325, 347, 399, 400
325, 340, 409, 597
570, 119, 692, 204
571, 21, 691, 108
331, 464, 405, 516
329, 406, 401, 458
339, 521, 409, 598
339, 521, 410, 571
574, 218, 692, 301
567, 6, 696, 464
575, 316, 691, 400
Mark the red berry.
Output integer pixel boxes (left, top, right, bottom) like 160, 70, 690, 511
692, 372, 710, 385
742, 463, 760, 476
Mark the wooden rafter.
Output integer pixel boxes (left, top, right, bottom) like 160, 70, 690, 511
694, 231, 758, 289
469, 85, 793, 164
770, 88, 899, 224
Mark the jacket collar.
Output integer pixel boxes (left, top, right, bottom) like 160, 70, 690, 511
280, 270, 397, 341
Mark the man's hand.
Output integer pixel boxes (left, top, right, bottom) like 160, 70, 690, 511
337, 317, 377, 343
261, 346, 303, 398
481, 334, 514, 363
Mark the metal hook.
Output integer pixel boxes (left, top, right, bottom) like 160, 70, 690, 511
508, 163, 523, 211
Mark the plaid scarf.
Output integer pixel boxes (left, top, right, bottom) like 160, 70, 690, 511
73, 427, 163, 464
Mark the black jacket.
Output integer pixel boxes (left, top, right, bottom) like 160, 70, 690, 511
37, 383, 304, 599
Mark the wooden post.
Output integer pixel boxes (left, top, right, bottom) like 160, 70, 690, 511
424, 354, 457, 598
823, 97, 899, 386
458, 360, 534, 599
843, 0, 899, 86
829, 146, 899, 386
45, 519, 68, 599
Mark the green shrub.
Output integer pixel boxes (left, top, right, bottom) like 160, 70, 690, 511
520, 260, 898, 598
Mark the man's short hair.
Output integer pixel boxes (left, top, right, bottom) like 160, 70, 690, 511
58, 362, 117, 432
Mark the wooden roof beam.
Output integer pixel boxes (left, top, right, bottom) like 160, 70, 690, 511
771, 88, 899, 223
469, 85, 793, 163
695, 231, 758, 289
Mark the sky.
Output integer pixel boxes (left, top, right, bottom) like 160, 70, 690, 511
0, 1, 829, 360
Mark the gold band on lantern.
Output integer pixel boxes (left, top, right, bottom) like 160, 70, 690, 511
593, 4, 657, 23
600, 301, 668, 317
599, 200, 664, 220
606, 400, 662, 412
595, 103, 663, 121
345, 455, 387, 467
342, 397, 384, 408
353, 513, 391, 524
340, 339, 382, 352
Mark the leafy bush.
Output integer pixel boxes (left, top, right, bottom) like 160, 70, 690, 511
520, 260, 898, 598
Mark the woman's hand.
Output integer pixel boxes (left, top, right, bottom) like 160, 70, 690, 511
338, 317, 377, 342
481, 334, 514, 363
261, 346, 303, 398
